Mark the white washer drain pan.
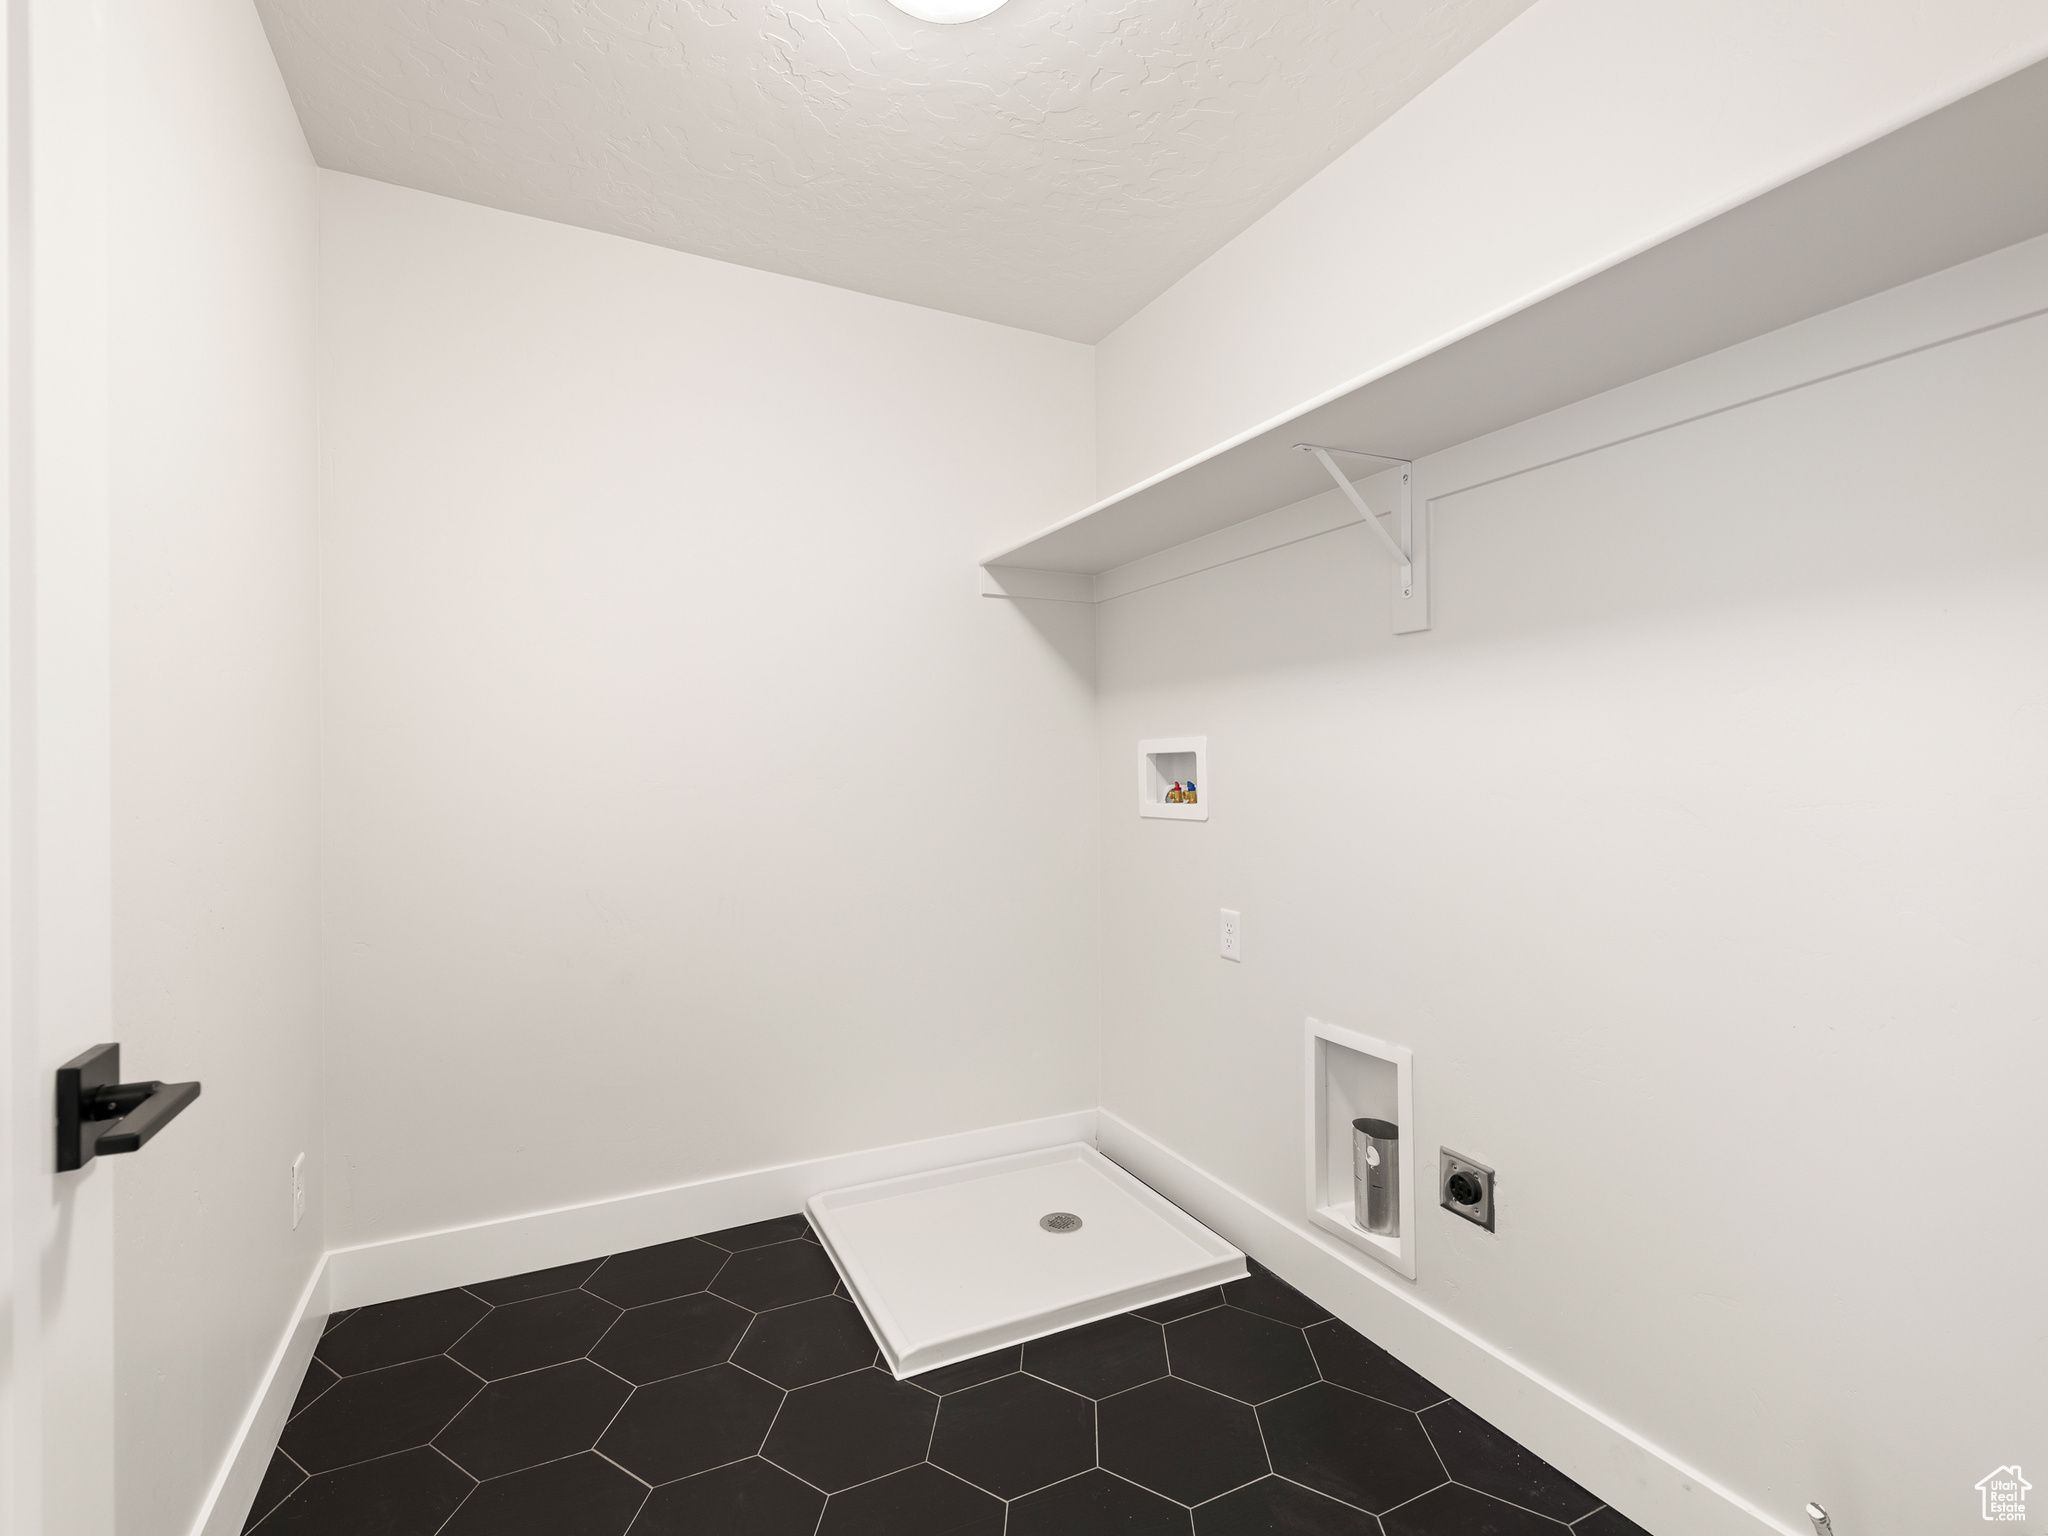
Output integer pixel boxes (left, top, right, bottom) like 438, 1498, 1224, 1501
808, 1142, 1246, 1379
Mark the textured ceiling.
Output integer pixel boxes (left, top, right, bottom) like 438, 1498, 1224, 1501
257, 0, 1536, 341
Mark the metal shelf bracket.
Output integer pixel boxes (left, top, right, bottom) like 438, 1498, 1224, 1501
1298, 444, 1411, 591
1296, 444, 1427, 634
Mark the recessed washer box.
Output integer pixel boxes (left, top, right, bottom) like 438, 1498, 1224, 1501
808, 1143, 1245, 1379
1139, 736, 1207, 820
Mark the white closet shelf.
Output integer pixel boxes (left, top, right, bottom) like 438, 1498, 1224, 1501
981, 56, 2048, 624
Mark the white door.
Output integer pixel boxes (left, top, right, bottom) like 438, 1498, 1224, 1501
2, 0, 119, 1531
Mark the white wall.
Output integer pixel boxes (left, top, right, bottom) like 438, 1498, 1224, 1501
106, 0, 323, 1531
4, 1, 119, 1532
1093, 238, 2048, 1535
1094, 0, 2048, 495
317, 174, 1099, 1251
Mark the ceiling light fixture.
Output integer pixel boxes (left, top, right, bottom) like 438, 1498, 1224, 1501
884, 0, 1010, 21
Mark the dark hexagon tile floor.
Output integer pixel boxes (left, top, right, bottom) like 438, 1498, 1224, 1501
583, 1237, 726, 1309
760, 1366, 937, 1492
929, 1372, 1094, 1500
1167, 1303, 1319, 1404
590, 1290, 753, 1383
818, 1463, 1003, 1536
634, 1458, 825, 1535
449, 1288, 622, 1380
278, 1356, 481, 1473
1421, 1400, 1605, 1523
1024, 1311, 1167, 1399
243, 1226, 1660, 1536
597, 1362, 782, 1485
1010, 1469, 1191, 1535
734, 1295, 878, 1388
433, 1359, 629, 1479
1262, 1380, 1448, 1512
1196, 1475, 1381, 1535
711, 1239, 842, 1311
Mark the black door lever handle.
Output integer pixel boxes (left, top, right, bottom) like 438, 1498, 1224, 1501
56, 1044, 202, 1172
89, 1080, 202, 1156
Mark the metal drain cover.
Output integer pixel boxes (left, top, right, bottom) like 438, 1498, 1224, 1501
1039, 1212, 1083, 1234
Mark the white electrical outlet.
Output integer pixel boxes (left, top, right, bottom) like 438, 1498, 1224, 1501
292, 1153, 306, 1230
1220, 908, 1241, 962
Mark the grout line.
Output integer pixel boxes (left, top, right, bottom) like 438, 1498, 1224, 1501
1026, 1466, 1096, 1505
752, 1292, 840, 1318
468, 1446, 610, 1484
778, 1458, 834, 1497
282, 1383, 326, 1426
1445, 1476, 1599, 1528
756, 1378, 794, 1459
782, 1360, 883, 1393
587, 1369, 643, 1453
1032, 1373, 1094, 1408
726, 1356, 791, 1392
1090, 1369, 1168, 1406
459, 1277, 590, 1307
1376, 1477, 1453, 1520
925, 1463, 1004, 1507
729, 1309, 766, 1365
1258, 1380, 1319, 1410
644, 1450, 762, 1488
464, 1349, 613, 1388
287, 1442, 449, 1480
705, 1249, 734, 1292
1318, 1374, 1445, 1417
1267, 1470, 1384, 1521
323, 1345, 470, 1381
1199, 1471, 1274, 1507
305, 1368, 483, 1478
422, 1446, 480, 1536
592, 1447, 652, 1489
1176, 1377, 1265, 1411
1100, 1465, 1186, 1507
441, 1296, 497, 1357
237, 1464, 295, 1536
811, 1461, 904, 1501
1414, 1409, 1456, 1489
619, 1481, 652, 1534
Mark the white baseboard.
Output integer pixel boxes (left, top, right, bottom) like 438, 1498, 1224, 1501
326, 1106, 1099, 1313
191, 1108, 1098, 1536
1095, 1109, 1796, 1536
189, 1259, 330, 1536
198, 1105, 1781, 1536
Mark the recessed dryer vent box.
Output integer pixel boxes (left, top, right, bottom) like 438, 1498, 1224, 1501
1139, 737, 1207, 820
1305, 1018, 1416, 1280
